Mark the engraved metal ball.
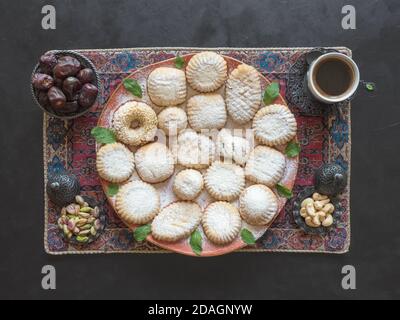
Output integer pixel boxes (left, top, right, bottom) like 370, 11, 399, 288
315, 163, 347, 196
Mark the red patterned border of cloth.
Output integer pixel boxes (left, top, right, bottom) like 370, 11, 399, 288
43, 47, 351, 255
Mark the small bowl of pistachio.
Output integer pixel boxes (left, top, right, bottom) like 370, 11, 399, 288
293, 187, 342, 235
57, 195, 106, 245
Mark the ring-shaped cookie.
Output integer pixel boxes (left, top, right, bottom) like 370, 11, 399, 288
113, 101, 158, 147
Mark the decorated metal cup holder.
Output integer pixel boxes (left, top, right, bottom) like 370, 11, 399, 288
285, 48, 354, 117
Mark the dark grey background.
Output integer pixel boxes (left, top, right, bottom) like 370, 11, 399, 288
0, 0, 399, 300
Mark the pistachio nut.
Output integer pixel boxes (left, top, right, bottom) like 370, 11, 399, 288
66, 204, 77, 214
76, 218, 88, 227
61, 207, 67, 216
75, 195, 85, 206
67, 220, 76, 231
94, 219, 101, 230
78, 212, 91, 219
87, 217, 95, 224
63, 224, 69, 235
79, 230, 91, 236
80, 224, 92, 230
91, 207, 100, 218
76, 235, 89, 243
80, 207, 92, 213
90, 226, 97, 236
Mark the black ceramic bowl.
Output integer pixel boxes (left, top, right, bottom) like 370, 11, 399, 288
293, 186, 343, 236
59, 196, 106, 245
31, 50, 100, 120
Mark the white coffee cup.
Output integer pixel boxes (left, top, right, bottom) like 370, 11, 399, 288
307, 52, 360, 104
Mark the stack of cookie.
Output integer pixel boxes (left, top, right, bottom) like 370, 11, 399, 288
95, 51, 298, 251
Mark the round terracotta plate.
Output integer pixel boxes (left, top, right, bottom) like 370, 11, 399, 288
97, 53, 298, 257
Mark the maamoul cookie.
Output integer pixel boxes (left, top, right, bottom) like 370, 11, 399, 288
115, 181, 160, 225
225, 64, 261, 124
157, 107, 187, 136
204, 162, 245, 201
239, 185, 278, 226
173, 169, 204, 200
253, 104, 297, 146
245, 146, 286, 187
176, 130, 215, 169
187, 93, 227, 131
151, 201, 203, 242
96, 143, 135, 183
135, 142, 175, 183
186, 52, 227, 92
147, 67, 186, 107
216, 129, 251, 165
202, 202, 242, 245
113, 101, 157, 147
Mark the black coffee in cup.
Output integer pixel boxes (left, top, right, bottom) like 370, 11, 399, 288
307, 52, 359, 104
314, 58, 354, 96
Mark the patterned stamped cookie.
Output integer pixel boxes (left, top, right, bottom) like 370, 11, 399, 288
147, 67, 187, 107
113, 101, 158, 147
225, 64, 262, 124
151, 201, 203, 242
187, 93, 227, 131
135, 142, 175, 184
115, 180, 160, 225
202, 201, 242, 245
186, 52, 227, 92
239, 185, 278, 226
216, 129, 251, 166
176, 130, 215, 169
204, 162, 245, 201
245, 145, 286, 187
173, 169, 204, 200
157, 107, 188, 136
96, 143, 135, 183
253, 104, 297, 146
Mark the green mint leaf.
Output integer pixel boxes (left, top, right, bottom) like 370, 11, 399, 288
107, 183, 119, 197
276, 183, 293, 199
285, 141, 301, 158
241, 228, 256, 245
91, 126, 116, 144
365, 82, 375, 92
123, 78, 142, 98
190, 230, 202, 256
263, 82, 280, 105
134, 224, 152, 242
175, 56, 185, 69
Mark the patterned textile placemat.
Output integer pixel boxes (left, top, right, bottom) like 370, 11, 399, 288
43, 47, 351, 255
